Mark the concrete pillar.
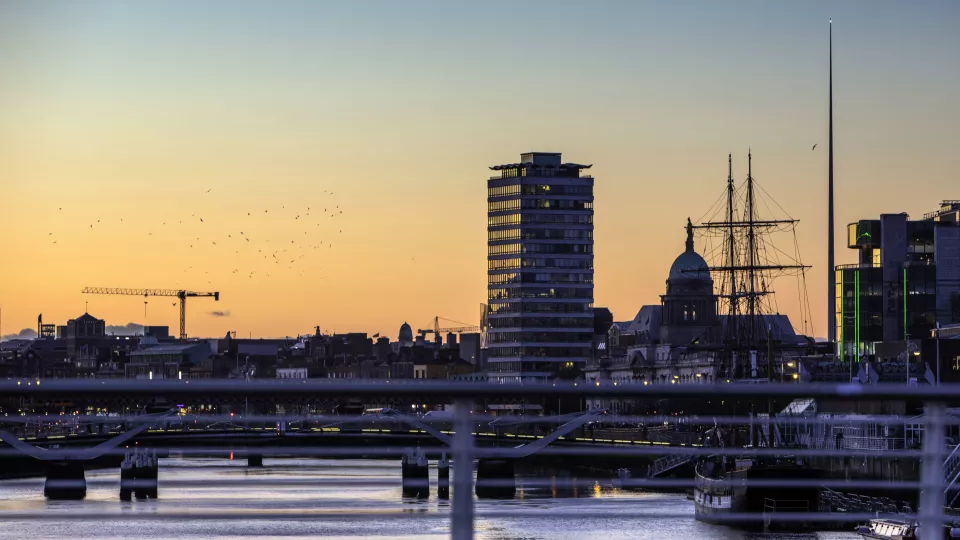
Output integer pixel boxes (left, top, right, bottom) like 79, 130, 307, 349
141, 451, 159, 499
618, 468, 632, 490
120, 454, 134, 501
401, 450, 429, 498
475, 458, 515, 499
44, 461, 86, 500
437, 453, 450, 499
121, 448, 158, 500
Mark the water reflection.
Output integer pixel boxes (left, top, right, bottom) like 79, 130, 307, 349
0, 458, 858, 540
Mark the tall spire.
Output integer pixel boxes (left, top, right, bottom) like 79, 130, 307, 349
827, 18, 836, 344
685, 217, 694, 252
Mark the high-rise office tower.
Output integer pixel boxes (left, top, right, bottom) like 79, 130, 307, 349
486, 152, 595, 382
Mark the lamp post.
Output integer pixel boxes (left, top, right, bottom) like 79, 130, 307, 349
935, 321, 941, 386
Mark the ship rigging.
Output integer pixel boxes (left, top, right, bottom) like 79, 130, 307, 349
690, 151, 814, 379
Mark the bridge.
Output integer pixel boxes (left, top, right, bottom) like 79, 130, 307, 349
1, 380, 959, 539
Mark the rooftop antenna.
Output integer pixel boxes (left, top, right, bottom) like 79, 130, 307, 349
827, 18, 836, 344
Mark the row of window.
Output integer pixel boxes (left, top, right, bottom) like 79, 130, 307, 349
488, 213, 593, 227
488, 302, 593, 314
489, 199, 521, 212
487, 272, 593, 285
488, 228, 593, 241
488, 243, 593, 256
488, 184, 592, 197
491, 167, 584, 179
489, 287, 593, 300
488, 199, 594, 212
488, 257, 594, 271
488, 317, 593, 329
487, 361, 584, 377
489, 332, 595, 344
487, 346, 593, 358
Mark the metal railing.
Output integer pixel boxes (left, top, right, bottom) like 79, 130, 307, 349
2, 380, 960, 540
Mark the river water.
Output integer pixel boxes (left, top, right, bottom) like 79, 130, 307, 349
0, 458, 859, 540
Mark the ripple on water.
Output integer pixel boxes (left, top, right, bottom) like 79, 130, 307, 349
0, 458, 861, 540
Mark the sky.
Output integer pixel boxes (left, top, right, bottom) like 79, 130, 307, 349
1, 1, 958, 341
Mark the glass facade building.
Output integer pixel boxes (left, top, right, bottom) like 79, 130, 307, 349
486, 152, 594, 382
836, 202, 960, 361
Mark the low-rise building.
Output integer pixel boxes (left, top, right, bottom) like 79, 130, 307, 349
126, 343, 209, 379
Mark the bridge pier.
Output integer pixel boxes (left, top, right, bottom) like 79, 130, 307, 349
120, 448, 158, 500
475, 458, 515, 499
437, 453, 450, 499
44, 461, 86, 500
401, 450, 429, 498
120, 458, 133, 501
141, 451, 159, 499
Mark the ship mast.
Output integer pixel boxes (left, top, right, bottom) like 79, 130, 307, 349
747, 149, 757, 345
691, 152, 811, 378
726, 153, 737, 348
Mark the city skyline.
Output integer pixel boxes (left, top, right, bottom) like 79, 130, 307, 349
2, 1, 959, 341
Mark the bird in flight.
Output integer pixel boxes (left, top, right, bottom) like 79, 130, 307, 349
812, 144, 817, 151
206, 188, 212, 193
200, 218, 204, 222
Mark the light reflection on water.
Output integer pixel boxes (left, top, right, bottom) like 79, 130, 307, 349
0, 458, 859, 540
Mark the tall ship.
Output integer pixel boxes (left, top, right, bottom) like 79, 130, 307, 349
690, 151, 814, 382
693, 426, 821, 529
689, 152, 820, 528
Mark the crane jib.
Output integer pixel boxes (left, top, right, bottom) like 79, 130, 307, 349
81, 287, 219, 341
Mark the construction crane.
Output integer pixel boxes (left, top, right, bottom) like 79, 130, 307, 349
81, 287, 219, 341
417, 316, 479, 340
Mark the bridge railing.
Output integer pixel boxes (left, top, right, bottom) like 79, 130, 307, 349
1, 380, 959, 540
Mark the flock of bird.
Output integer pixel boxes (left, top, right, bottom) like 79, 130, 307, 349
46, 188, 345, 293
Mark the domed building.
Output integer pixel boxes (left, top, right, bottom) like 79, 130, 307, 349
398, 322, 414, 347
659, 218, 719, 346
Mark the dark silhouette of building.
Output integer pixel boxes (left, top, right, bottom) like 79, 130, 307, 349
660, 220, 719, 346
838, 201, 960, 361
65, 312, 111, 370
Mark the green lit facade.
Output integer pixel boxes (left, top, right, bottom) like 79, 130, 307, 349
836, 203, 960, 361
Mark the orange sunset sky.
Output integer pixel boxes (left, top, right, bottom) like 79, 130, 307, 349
1, 1, 958, 341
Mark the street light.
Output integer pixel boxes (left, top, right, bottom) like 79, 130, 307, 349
935, 321, 941, 386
